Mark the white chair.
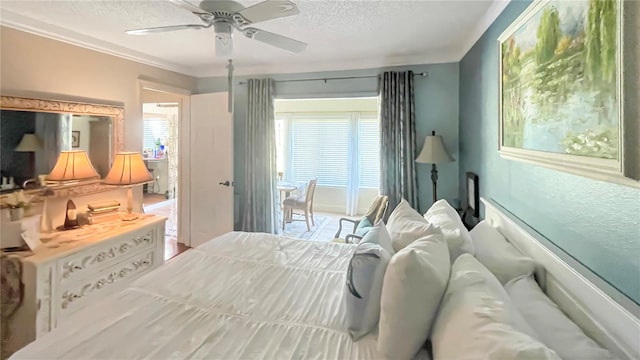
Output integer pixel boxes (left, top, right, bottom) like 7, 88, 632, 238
334, 195, 389, 243
282, 179, 317, 231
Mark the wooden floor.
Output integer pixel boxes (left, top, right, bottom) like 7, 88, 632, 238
143, 199, 189, 260
143, 193, 169, 206
165, 238, 190, 260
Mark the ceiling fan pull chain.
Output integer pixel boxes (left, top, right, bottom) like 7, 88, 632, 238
226, 59, 235, 113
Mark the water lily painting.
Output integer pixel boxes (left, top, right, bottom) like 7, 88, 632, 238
498, 0, 634, 184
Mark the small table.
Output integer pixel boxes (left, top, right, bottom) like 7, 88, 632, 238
277, 183, 299, 223
277, 183, 298, 199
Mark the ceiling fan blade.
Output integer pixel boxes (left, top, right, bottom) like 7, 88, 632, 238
126, 24, 209, 35
237, 0, 300, 24
243, 28, 306, 53
216, 35, 234, 58
168, 0, 209, 15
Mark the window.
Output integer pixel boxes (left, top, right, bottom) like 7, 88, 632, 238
143, 118, 169, 150
275, 97, 380, 189
358, 116, 380, 188
290, 116, 349, 186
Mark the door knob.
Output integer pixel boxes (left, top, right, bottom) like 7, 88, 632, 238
219, 181, 231, 187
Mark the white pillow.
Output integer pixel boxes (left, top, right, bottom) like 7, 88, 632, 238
387, 199, 441, 252
431, 254, 559, 360
505, 276, 616, 360
377, 233, 450, 360
360, 220, 394, 255
470, 220, 536, 285
424, 199, 474, 262
344, 242, 391, 340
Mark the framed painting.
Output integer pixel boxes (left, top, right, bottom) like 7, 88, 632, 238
498, 0, 638, 187
72, 131, 80, 148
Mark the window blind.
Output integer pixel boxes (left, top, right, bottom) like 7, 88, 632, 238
143, 118, 169, 149
290, 117, 349, 186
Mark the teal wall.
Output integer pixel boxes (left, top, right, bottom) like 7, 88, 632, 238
197, 63, 460, 227
459, 0, 640, 304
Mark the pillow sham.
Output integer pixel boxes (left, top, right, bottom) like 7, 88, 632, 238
344, 242, 391, 340
505, 276, 616, 360
424, 199, 474, 262
470, 220, 536, 285
431, 254, 558, 360
377, 233, 450, 360
386, 199, 441, 252
360, 220, 394, 255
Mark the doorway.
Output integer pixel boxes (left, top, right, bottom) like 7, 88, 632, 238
140, 87, 185, 259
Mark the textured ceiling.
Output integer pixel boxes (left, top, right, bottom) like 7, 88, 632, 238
0, 0, 503, 77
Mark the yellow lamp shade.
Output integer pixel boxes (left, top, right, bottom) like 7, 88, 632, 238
48, 151, 100, 181
103, 152, 152, 186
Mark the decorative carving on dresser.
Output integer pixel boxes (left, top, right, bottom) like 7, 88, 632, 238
61, 231, 155, 280
36, 266, 53, 336
60, 252, 154, 310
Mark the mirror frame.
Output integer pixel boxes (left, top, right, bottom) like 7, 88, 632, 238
0, 95, 124, 160
0, 95, 124, 201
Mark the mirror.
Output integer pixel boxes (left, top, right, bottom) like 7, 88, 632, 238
0, 96, 123, 196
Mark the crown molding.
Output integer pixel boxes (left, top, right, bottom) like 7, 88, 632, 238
0, 9, 197, 76
456, 0, 512, 60
194, 50, 461, 77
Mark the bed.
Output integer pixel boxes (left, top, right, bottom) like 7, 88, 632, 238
11, 198, 639, 360
10, 231, 429, 359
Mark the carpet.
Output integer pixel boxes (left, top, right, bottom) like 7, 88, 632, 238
282, 215, 329, 241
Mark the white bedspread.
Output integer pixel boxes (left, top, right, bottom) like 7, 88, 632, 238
13, 232, 430, 359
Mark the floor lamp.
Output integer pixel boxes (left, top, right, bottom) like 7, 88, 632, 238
416, 130, 454, 204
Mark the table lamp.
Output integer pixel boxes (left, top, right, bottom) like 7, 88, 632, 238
48, 150, 100, 183
416, 130, 454, 204
103, 152, 153, 221
48, 150, 100, 230
15, 133, 43, 180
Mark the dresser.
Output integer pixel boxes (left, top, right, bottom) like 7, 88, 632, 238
5, 214, 166, 355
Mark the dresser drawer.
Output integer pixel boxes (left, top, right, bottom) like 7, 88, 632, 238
58, 227, 157, 284
56, 249, 157, 324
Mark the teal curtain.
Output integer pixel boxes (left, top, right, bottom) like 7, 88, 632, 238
242, 78, 280, 233
380, 71, 419, 213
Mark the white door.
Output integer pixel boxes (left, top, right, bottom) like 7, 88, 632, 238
189, 92, 234, 247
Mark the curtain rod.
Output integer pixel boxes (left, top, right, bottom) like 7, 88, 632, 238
238, 72, 428, 85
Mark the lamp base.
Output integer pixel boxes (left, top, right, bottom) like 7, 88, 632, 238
431, 163, 439, 204
120, 212, 139, 222
120, 187, 139, 222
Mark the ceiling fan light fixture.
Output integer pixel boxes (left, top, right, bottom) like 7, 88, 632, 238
126, 0, 307, 55
215, 33, 233, 58
213, 21, 233, 35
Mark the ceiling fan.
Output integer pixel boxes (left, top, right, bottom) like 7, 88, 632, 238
126, 0, 307, 57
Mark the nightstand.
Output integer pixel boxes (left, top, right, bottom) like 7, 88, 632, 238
4, 214, 166, 356
458, 208, 478, 230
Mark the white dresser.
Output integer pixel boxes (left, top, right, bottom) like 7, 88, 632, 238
6, 214, 166, 354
